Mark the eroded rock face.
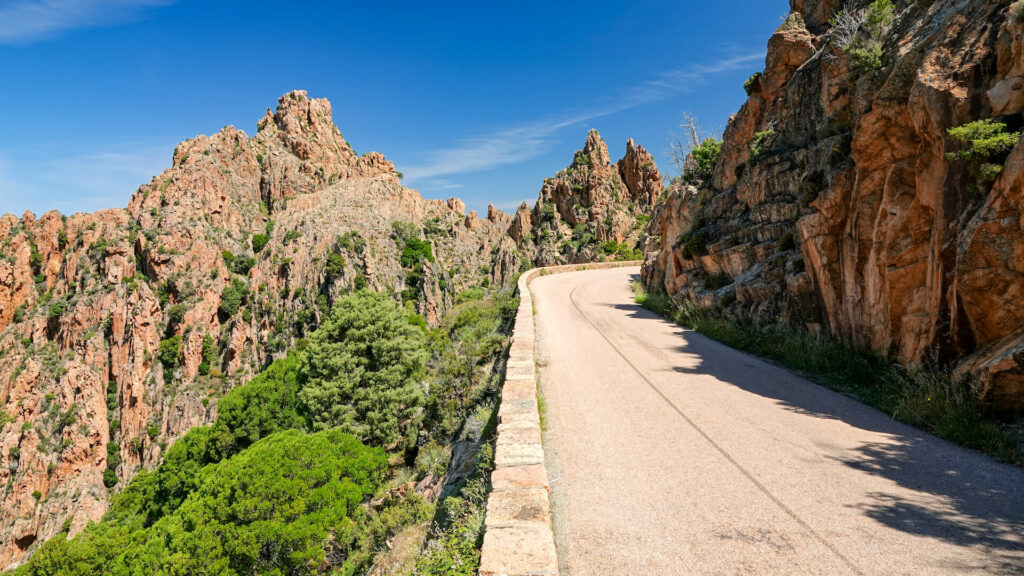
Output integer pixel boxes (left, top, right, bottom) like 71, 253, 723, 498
644, 0, 1024, 409
0, 91, 509, 569
514, 130, 662, 266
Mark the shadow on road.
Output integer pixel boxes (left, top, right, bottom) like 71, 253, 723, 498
601, 283, 1024, 570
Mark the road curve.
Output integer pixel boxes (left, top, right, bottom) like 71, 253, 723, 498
532, 267, 1024, 576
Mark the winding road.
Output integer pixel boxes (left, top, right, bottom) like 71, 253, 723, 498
532, 266, 1024, 576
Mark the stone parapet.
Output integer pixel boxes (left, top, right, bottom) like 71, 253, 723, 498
478, 261, 641, 576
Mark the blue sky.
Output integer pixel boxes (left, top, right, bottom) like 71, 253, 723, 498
0, 0, 787, 216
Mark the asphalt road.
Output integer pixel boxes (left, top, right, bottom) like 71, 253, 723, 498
532, 267, 1024, 576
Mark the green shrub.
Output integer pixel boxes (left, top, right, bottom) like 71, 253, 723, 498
743, 72, 762, 96
846, 42, 885, 75
865, 0, 895, 33
164, 303, 186, 326
158, 336, 182, 369
29, 248, 43, 272
106, 381, 117, 412
678, 230, 708, 260
299, 290, 428, 450
401, 237, 434, 268
250, 233, 268, 254
684, 137, 723, 186
231, 255, 255, 275
748, 130, 776, 162
778, 232, 797, 251
214, 354, 305, 453
456, 286, 486, 303
600, 241, 642, 261
48, 297, 67, 320
336, 231, 366, 254
23, 430, 386, 576
946, 119, 1021, 192
572, 149, 590, 167
845, 0, 895, 78
197, 335, 217, 376
704, 272, 732, 290
1014, 1, 1024, 23
391, 221, 419, 243
539, 202, 557, 223
218, 277, 248, 317
102, 468, 118, 488
324, 252, 347, 282
400, 237, 435, 303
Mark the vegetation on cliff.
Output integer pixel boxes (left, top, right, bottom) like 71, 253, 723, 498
0, 90, 522, 567
10, 282, 517, 575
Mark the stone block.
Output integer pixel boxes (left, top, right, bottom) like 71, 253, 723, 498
479, 524, 559, 576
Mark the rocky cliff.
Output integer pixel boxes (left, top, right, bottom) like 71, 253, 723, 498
0, 91, 514, 569
643, 0, 1024, 410
507, 129, 662, 266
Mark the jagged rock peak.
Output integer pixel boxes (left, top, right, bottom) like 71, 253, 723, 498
580, 129, 611, 167
510, 129, 661, 267
256, 89, 356, 164
486, 203, 509, 224
154, 90, 399, 214
618, 139, 662, 206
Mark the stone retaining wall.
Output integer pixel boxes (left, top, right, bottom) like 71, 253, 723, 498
478, 261, 642, 576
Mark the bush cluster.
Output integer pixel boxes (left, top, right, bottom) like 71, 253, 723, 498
845, 0, 895, 78
684, 137, 722, 187
748, 129, 776, 163
678, 230, 708, 260
14, 289, 449, 576
946, 119, 1021, 193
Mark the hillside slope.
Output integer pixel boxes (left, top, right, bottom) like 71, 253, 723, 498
644, 0, 1024, 410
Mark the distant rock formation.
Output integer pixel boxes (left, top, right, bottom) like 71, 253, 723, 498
507, 129, 662, 267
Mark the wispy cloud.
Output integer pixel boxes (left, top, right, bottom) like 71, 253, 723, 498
0, 0, 174, 44
402, 51, 765, 184
413, 178, 463, 192
0, 145, 172, 215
